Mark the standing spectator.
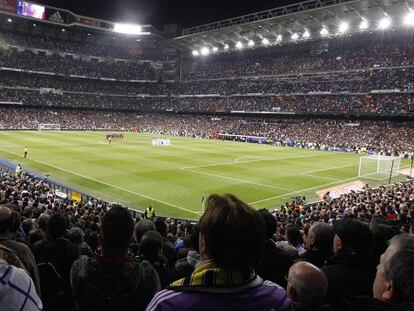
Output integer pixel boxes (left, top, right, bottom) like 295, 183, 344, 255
296, 222, 334, 268
322, 219, 376, 305
286, 262, 328, 311
147, 194, 293, 311
70, 205, 160, 311
154, 218, 177, 269
0, 205, 41, 296
256, 208, 293, 287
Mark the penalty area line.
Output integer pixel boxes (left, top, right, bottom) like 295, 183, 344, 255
0, 147, 200, 216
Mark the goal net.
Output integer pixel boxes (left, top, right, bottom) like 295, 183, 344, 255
38, 123, 61, 131
358, 155, 402, 181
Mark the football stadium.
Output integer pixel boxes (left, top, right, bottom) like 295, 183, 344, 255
0, 0, 413, 310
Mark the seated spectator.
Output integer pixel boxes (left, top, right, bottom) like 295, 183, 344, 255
138, 230, 176, 289
256, 208, 293, 287
287, 262, 328, 311
0, 205, 41, 296
70, 205, 160, 311
296, 222, 334, 268
174, 224, 201, 279
0, 259, 43, 311
147, 194, 293, 311
322, 218, 376, 306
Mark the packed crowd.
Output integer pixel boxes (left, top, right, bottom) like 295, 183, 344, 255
188, 42, 414, 80
0, 49, 156, 81
1, 88, 413, 114
0, 108, 413, 155
0, 166, 413, 311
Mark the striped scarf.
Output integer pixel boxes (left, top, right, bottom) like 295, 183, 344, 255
170, 260, 258, 290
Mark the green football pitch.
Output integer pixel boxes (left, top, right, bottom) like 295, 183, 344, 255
0, 131, 409, 220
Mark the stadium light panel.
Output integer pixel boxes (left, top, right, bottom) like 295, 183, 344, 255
338, 22, 349, 33
404, 12, 414, 26
224, 44, 229, 50
262, 38, 269, 45
113, 23, 143, 35
200, 47, 210, 56
236, 41, 243, 49
212, 46, 219, 53
192, 50, 199, 56
291, 33, 299, 40
248, 40, 255, 47
303, 30, 310, 38
276, 34, 283, 43
378, 17, 391, 30
320, 27, 329, 36
359, 19, 369, 30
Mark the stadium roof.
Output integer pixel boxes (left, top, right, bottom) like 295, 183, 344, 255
170, 0, 414, 54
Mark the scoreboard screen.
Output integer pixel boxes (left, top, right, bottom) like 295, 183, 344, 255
17, 1, 46, 20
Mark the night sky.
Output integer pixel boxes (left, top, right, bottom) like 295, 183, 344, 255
36, 0, 300, 29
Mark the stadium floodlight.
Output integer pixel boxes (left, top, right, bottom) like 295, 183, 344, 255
404, 12, 414, 26
200, 47, 210, 56
224, 44, 229, 50
248, 40, 255, 47
359, 19, 369, 30
291, 33, 299, 40
276, 34, 283, 43
33, 23, 36, 27
113, 23, 143, 35
338, 21, 349, 33
378, 17, 391, 30
262, 38, 269, 45
61, 28, 66, 32
192, 50, 199, 56
236, 41, 243, 49
303, 30, 310, 38
7, 18, 12, 22
320, 27, 329, 36
212, 46, 219, 53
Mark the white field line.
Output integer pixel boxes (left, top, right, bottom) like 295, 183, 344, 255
0, 147, 200, 216
302, 174, 338, 181
181, 167, 295, 192
300, 164, 356, 175
180, 154, 320, 170
234, 156, 273, 163
248, 175, 359, 205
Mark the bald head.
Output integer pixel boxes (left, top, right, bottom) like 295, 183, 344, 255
0, 205, 13, 234
287, 262, 328, 307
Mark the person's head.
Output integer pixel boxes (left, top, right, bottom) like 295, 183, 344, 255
333, 218, 373, 253
48, 213, 69, 238
139, 230, 163, 259
135, 219, 156, 244
285, 225, 303, 248
306, 222, 334, 253
370, 223, 398, 257
100, 206, 134, 257
68, 227, 84, 245
258, 208, 277, 240
37, 213, 51, 232
373, 234, 414, 304
28, 229, 45, 246
154, 218, 168, 238
198, 194, 265, 270
190, 224, 200, 252
22, 219, 33, 236
287, 262, 328, 308
0, 205, 13, 234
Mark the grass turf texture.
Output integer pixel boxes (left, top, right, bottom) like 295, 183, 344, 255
0, 131, 409, 220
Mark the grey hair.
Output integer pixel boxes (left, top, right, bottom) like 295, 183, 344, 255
384, 234, 414, 303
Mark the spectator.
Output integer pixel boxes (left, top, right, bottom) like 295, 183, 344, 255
322, 218, 376, 305
70, 205, 160, 311
256, 208, 293, 287
0, 205, 41, 296
154, 218, 177, 269
147, 194, 293, 311
0, 259, 43, 311
287, 262, 328, 311
174, 224, 201, 279
296, 222, 334, 268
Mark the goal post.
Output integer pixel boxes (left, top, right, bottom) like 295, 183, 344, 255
358, 155, 402, 181
38, 123, 61, 131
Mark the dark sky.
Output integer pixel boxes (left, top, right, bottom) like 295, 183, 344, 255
36, 0, 299, 29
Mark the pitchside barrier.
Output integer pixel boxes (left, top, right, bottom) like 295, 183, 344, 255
0, 159, 196, 224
